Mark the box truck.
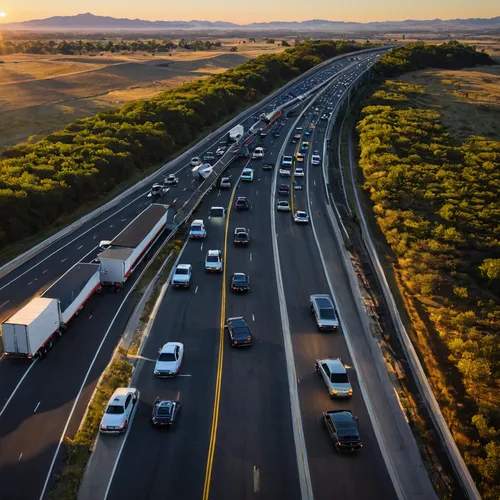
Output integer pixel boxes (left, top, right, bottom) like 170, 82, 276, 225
99, 204, 169, 288
1, 263, 101, 359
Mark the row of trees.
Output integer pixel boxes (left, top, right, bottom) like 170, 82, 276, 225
356, 43, 499, 498
0, 38, 224, 55
0, 40, 366, 248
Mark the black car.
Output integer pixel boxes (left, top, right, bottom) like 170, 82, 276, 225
263, 163, 274, 171
225, 316, 252, 347
231, 273, 250, 292
323, 410, 363, 452
151, 399, 181, 427
235, 197, 250, 210
279, 184, 290, 195
234, 228, 250, 245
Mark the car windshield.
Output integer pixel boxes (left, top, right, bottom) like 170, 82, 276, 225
330, 373, 349, 383
207, 256, 219, 263
320, 308, 336, 320
234, 275, 247, 282
158, 352, 176, 362
106, 404, 124, 415
176, 268, 188, 275
191, 225, 202, 232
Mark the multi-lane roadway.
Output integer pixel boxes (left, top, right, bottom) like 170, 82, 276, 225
0, 52, 386, 500
95, 52, 415, 500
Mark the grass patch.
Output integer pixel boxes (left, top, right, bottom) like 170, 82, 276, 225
49, 347, 133, 500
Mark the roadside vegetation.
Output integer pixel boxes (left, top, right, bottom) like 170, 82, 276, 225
0, 40, 369, 253
49, 348, 133, 500
355, 42, 499, 498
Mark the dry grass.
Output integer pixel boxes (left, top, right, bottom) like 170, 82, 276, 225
0, 39, 288, 150
399, 65, 500, 140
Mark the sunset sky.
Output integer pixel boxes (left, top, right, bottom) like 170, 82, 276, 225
0, 0, 498, 24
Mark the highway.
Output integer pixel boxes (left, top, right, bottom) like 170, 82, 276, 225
0, 52, 376, 500
97, 52, 409, 500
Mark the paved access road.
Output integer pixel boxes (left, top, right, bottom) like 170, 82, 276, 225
0, 53, 366, 500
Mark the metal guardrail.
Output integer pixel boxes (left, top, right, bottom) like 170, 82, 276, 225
332, 64, 481, 500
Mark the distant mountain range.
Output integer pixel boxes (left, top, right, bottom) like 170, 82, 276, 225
2, 12, 500, 31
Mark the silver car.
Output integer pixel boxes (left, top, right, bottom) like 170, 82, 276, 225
205, 250, 223, 272
315, 358, 352, 398
310, 294, 339, 330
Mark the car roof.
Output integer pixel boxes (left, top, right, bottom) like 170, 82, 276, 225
176, 264, 191, 270
207, 249, 221, 256
233, 272, 247, 278
296, 211, 307, 216
243, 168, 253, 172
160, 342, 180, 353
328, 411, 357, 431
320, 358, 346, 374
211, 206, 224, 210
237, 196, 248, 201
192, 219, 204, 225
311, 294, 333, 305
110, 388, 133, 404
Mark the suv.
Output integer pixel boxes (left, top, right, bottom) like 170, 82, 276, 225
234, 227, 250, 245
189, 220, 206, 239
172, 264, 192, 288
241, 168, 254, 181
225, 316, 252, 347
282, 156, 293, 167
252, 147, 265, 159
310, 294, 339, 330
235, 197, 250, 210
205, 250, 223, 272
311, 155, 321, 165
315, 358, 353, 398
323, 410, 362, 452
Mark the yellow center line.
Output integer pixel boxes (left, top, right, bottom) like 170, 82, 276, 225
202, 179, 239, 500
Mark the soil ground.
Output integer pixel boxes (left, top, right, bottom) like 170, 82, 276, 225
0, 39, 288, 150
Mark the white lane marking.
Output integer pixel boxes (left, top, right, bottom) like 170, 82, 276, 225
173, 198, 177, 204
0, 361, 37, 418
313, 180, 316, 186
252, 314, 255, 322
200, 242, 203, 251
93, 235, 97, 239
42, 269, 48, 274
249, 253, 252, 262
39, 268, 152, 500
121, 218, 127, 222
77, 245, 83, 250
270, 110, 314, 500
217, 190, 221, 198
109, 224, 113, 228
183, 188, 187, 192
195, 286, 199, 294
89, 314, 92, 320
34, 402, 41, 413
177, 374, 192, 377
254, 466, 260, 493
28, 281, 33, 286
0, 300, 10, 309
61, 258, 67, 263
18, 453, 23, 462
256, 190, 259, 196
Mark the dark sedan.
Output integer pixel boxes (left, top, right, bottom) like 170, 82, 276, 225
234, 228, 250, 245
151, 399, 181, 427
231, 273, 250, 292
323, 410, 363, 452
225, 316, 252, 347
235, 197, 250, 210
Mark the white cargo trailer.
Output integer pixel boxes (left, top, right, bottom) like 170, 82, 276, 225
99, 204, 169, 287
43, 263, 101, 327
1, 298, 61, 358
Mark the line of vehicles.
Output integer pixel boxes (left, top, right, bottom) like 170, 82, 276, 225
1, 204, 173, 359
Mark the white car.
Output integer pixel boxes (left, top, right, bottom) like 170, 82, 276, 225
190, 156, 201, 166
209, 206, 226, 218
282, 156, 293, 167
154, 342, 184, 377
99, 388, 138, 434
241, 168, 254, 182
277, 201, 291, 212
280, 168, 291, 177
295, 167, 304, 177
220, 177, 231, 188
189, 219, 206, 239
252, 147, 265, 159
294, 211, 309, 223
164, 174, 179, 185
315, 358, 353, 399
311, 155, 321, 165
205, 249, 223, 272
172, 264, 192, 288
216, 146, 227, 156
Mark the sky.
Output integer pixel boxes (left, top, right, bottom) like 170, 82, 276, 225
0, 0, 498, 24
